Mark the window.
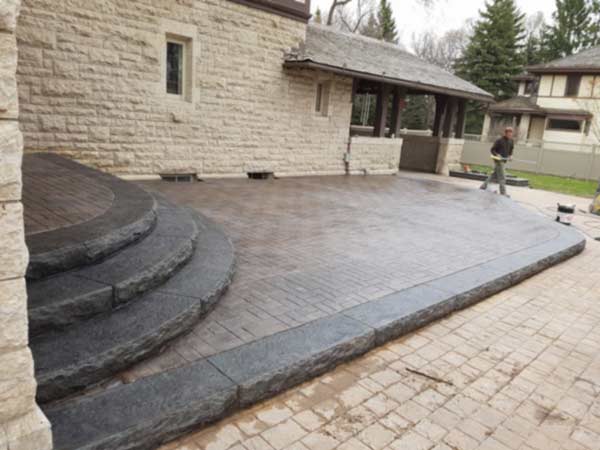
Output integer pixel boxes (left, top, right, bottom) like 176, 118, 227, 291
565, 75, 581, 97
547, 119, 582, 132
524, 80, 536, 95
315, 81, 330, 116
166, 41, 184, 96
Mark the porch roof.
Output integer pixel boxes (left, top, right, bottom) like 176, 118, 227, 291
489, 96, 593, 120
489, 96, 544, 115
284, 24, 494, 103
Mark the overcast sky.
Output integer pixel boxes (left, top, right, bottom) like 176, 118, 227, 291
311, 0, 556, 48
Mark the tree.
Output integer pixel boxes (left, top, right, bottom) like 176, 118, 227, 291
541, 0, 600, 60
313, 7, 323, 24
360, 13, 380, 39
378, 0, 398, 43
523, 12, 546, 65
456, 0, 526, 99
411, 28, 470, 72
327, 0, 352, 25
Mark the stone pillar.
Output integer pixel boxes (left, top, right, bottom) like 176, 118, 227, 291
432, 95, 448, 137
518, 113, 531, 142
373, 83, 391, 138
481, 113, 492, 142
0, 1, 53, 449
436, 138, 466, 176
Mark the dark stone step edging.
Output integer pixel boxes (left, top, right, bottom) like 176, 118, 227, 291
28, 204, 199, 336
33, 215, 236, 404
450, 170, 530, 187
26, 154, 157, 280
45, 225, 586, 450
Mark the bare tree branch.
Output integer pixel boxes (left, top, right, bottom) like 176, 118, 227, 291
327, 0, 352, 25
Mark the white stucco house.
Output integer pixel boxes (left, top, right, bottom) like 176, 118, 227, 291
482, 46, 600, 148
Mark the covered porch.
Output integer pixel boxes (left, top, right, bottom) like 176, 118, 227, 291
284, 24, 494, 176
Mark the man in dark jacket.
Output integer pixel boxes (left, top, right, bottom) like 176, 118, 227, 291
480, 127, 514, 196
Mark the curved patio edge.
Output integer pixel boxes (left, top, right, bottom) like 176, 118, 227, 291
26, 154, 157, 280
45, 225, 586, 450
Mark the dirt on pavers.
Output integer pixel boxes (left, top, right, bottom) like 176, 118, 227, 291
162, 239, 600, 450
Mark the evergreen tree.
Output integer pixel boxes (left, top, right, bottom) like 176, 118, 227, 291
313, 7, 323, 24
360, 13, 381, 39
523, 12, 545, 66
378, 0, 398, 43
541, 0, 600, 60
455, 0, 526, 99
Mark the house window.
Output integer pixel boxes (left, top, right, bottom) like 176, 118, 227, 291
524, 80, 536, 95
565, 75, 581, 97
547, 119, 582, 132
166, 41, 184, 95
315, 82, 330, 116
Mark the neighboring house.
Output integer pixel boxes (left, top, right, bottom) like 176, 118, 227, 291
482, 46, 600, 147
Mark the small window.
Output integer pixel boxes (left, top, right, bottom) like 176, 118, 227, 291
547, 119, 582, 132
315, 83, 323, 113
565, 75, 581, 97
315, 81, 330, 116
167, 41, 184, 95
524, 80, 535, 95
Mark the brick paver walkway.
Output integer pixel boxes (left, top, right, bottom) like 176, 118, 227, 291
23, 154, 114, 235
158, 175, 600, 450
124, 175, 561, 383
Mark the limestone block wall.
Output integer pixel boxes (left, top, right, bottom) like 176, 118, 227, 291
348, 136, 402, 175
0, 1, 53, 449
16, 0, 354, 177
436, 138, 465, 175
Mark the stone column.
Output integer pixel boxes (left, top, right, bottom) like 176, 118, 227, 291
518, 113, 531, 142
0, 1, 53, 449
436, 138, 466, 176
481, 113, 492, 142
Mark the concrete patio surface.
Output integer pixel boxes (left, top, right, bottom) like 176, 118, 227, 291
119, 173, 583, 386
158, 173, 600, 450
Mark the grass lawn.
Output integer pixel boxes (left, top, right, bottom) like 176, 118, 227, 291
469, 164, 599, 198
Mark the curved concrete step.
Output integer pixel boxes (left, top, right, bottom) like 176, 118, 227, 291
43, 225, 585, 450
26, 154, 157, 280
28, 203, 199, 336
32, 215, 236, 404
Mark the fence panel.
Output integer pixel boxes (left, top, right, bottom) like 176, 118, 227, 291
462, 140, 600, 180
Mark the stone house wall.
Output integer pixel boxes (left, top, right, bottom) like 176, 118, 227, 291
16, 0, 355, 178
348, 136, 402, 175
0, 0, 53, 448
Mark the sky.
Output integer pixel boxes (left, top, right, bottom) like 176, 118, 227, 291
311, 0, 556, 49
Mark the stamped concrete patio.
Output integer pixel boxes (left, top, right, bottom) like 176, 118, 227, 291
120, 174, 582, 383
36, 165, 586, 449
161, 179, 600, 450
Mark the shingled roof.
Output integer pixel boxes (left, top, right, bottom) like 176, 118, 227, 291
528, 46, 600, 73
489, 96, 592, 120
284, 24, 494, 103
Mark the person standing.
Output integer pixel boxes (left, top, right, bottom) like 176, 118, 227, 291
480, 127, 514, 196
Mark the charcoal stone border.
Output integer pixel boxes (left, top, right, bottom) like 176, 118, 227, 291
26, 154, 157, 279
46, 223, 586, 450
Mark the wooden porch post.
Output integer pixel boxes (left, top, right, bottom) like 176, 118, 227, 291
432, 95, 448, 137
390, 87, 407, 138
442, 97, 459, 138
373, 83, 391, 138
454, 99, 467, 139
